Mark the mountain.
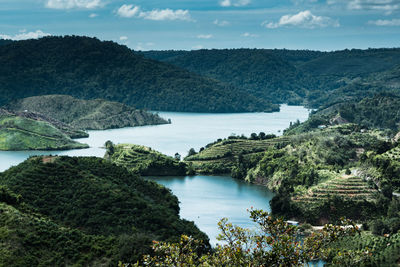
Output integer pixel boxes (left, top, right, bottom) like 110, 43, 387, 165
0, 109, 88, 150
0, 36, 276, 113
143, 49, 313, 105
143, 48, 400, 109
6, 95, 168, 130
0, 156, 209, 264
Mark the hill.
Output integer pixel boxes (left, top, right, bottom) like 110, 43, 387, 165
0, 109, 88, 150
0, 36, 276, 113
285, 94, 400, 135
105, 143, 189, 176
143, 49, 314, 105
6, 95, 168, 130
0, 156, 209, 264
143, 48, 400, 109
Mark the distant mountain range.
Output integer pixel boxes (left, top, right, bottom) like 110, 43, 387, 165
0, 36, 275, 113
143, 48, 400, 109
1, 36, 399, 113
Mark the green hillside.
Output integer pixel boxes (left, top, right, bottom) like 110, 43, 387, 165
6, 95, 168, 130
285, 94, 400, 135
143, 49, 313, 105
0, 200, 116, 266
0, 36, 275, 113
0, 156, 209, 265
105, 143, 189, 176
0, 110, 88, 150
143, 48, 400, 109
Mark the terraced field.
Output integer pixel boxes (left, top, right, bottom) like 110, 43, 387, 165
106, 143, 187, 175
292, 175, 378, 203
186, 137, 291, 161
184, 137, 292, 173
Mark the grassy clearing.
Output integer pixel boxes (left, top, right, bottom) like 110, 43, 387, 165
0, 115, 88, 150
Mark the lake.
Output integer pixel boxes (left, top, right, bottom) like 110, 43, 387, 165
0, 104, 310, 245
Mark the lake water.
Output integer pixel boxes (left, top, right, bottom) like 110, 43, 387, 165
0, 104, 310, 245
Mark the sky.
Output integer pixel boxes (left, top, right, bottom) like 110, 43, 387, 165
0, 0, 399, 51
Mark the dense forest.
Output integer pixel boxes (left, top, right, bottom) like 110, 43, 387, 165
0, 156, 209, 265
284, 93, 400, 135
144, 48, 400, 109
5, 94, 168, 130
0, 36, 276, 113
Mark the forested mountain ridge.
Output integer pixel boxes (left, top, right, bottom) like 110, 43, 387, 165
143, 48, 400, 108
0, 36, 276, 113
5, 95, 168, 130
143, 49, 314, 105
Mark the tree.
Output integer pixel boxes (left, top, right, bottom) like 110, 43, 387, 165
187, 148, 197, 157
105, 140, 114, 155
130, 209, 365, 266
250, 133, 258, 140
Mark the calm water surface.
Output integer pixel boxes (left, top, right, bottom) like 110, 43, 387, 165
0, 104, 310, 245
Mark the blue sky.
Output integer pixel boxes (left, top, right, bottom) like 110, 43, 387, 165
0, 0, 399, 51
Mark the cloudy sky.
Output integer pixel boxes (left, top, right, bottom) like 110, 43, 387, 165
0, 0, 399, 51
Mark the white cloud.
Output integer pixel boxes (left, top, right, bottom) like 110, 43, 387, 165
0, 30, 51, 40
192, 45, 204, 50
119, 36, 128, 41
135, 42, 155, 51
139, 9, 192, 21
241, 32, 258, 37
263, 10, 339, 29
348, 0, 400, 12
197, 34, 213, 39
220, 0, 251, 7
117, 4, 140, 18
116, 5, 192, 21
89, 13, 98, 18
45, 0, 103, 9
368, 18, 400, 25
213, 19, 230, 26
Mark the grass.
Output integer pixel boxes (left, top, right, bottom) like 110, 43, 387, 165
0, 115, 88, 150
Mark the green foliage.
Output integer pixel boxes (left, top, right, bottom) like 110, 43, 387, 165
130, 209, 362, 267
0, 202, 117, 267
0, 113, 88, 150
6, 94, 168, 130
107, 143, 189, 176
0, 156, 209, 259
327, 231, 400, 266
144, 48, 400, 109
287, 94, 400, 134
0, 36, 274, 113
